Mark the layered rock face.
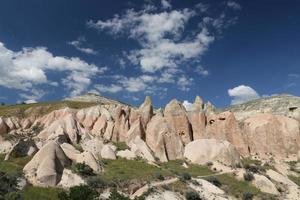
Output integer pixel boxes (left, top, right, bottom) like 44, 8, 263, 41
2, 94, 300, 187
243, 113, 300, 158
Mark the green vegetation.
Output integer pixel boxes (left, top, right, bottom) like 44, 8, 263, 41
243, 171, 254, 181
288, 175, 300, 187
99, 158, 167, 186
0, 101, 97, 118
72, 162, 95, 176
58, 185, 98, 200
208, 174, 274, 199
108, 189, 130, 200
0, 154, 32, 175
206, 176, 222, 187
113, 142, 129, 151
0, 171, 20, 199
185, 191, 201, 200
159, 160, 214, 177
23, 186, 64, 200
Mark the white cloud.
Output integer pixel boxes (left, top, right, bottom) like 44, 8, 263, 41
0, 41, 104, 98
178, 76, 193, 91
94, 84, 123, 93
195, 66, 209, 76
161, 0, 172, 10
88, 2, 239, 93
24, 99, 37, 104
228, 85, 260, 105
227, 1, 242, 10
20, 88, 46, 101
68, 37, 97, 55
183, 100, 193, 111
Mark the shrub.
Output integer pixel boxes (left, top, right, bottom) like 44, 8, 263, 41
154, 172, 165, 181
109, 189, 130, 200
242, 192, 254, 200
87, 176, 108, 189
206, 176, 222, 187
180, 173, 191, 181
0, 171, 19, 196
243, 172, 254, 182
185, 191, 201, 200
73, 163, 94, 176
58, 185, 98, 200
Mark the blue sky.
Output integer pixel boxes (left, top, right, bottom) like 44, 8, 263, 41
0, 0, 299, 108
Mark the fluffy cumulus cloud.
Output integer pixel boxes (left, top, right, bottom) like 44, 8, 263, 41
182, 100, 193, 111
228, 85, 260, 105
0, 42, 105, 100
88, 0, 240, 93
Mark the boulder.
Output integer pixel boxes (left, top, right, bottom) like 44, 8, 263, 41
189, 178, 226, 200
57, 169, 85, 188
76, 151, 102, 173
101, 145, 116, 160
184, 139, 241, 166
164, 99, 192, 144
117, 150, 137, 160
0, 118, 8, 135
146, 191, 184, 200
23, 141, 71, 187
60, 143, 81, 161
128, 136, 155, 163
253, 174, 279, 195
243, 113, 300, 158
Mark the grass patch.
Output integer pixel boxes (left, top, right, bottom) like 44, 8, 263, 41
0, 101, 97, 118
168, 180, 191, 195
211, 174, 275, 199
99, 158, 168, 185
159, 160, 214, 177
113, 142, 129, 151
288, 175, 300, 187
22, 186, 64, 200
0, 154, 32, 175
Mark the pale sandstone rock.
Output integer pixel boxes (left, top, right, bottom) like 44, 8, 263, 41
253, 174, 279, 195
146, 191, 184, 200
23, 141, 71, 187
138, 96, 153, 127
205, 111, 248, 156
117, 150, 137, 160
0, 118, 8, 135
244, 114, 300, 158
57, 169, 85, 188
37, 107, 76, 127
189, 178, 227, 200
188, 96, 206, 140
4, 117, 20, 130
128, 136, 155, 163
101, 145, 116, 160
164, 99, 192, 144
76, 106, 102, 129
91, 115, 107, 137
36, 113, 83, 145
76, 151, 102, 173
126, 117, 146, 142
21, 119, 32, 129
61, 143, 81, 161
184, 139, 241, 166
81, 138, 104, 157
146, 114, 184, 162
112, 106, 130, 142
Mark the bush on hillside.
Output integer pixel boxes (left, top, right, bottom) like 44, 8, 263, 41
185, 191, 201, 200
72, 163, 94, 176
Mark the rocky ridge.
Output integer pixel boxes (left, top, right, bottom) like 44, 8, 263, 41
1, 94, 300, 199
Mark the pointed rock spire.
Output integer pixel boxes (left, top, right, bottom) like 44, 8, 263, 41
192, 96, 204, 112
138, 96, 153, 127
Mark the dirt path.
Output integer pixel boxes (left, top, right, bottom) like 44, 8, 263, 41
130, 177, 179, 199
